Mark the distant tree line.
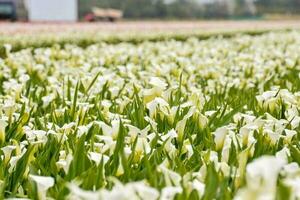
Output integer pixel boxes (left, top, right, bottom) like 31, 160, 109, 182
256, 0, 300, 14
78, 0, 300, 19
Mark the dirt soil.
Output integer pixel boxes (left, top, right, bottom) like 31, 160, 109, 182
0, 20, 300, 35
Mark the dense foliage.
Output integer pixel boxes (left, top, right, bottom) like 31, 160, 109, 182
78, 0, 300, 19
1, 31, 300, 199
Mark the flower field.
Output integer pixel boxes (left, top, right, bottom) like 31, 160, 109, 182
1, 30, 300, 199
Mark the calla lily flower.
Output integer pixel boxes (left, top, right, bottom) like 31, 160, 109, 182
235, 156, 286, 200
213, 127, 228, 151
29, 175, 55, 200
1, 145, 16, 164
0, 119, 8, 143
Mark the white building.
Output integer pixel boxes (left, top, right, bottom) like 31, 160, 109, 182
25, 0, 78, 22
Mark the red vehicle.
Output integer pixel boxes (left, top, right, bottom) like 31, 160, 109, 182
84, 7, 123, 22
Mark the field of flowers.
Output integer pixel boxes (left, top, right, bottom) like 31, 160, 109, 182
1, 30, 300, 199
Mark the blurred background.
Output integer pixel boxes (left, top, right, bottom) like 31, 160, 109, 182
1, 0, 300, 22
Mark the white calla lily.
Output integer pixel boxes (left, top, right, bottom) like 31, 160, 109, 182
29, 175, 55, 200
0, 119, 8, 143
